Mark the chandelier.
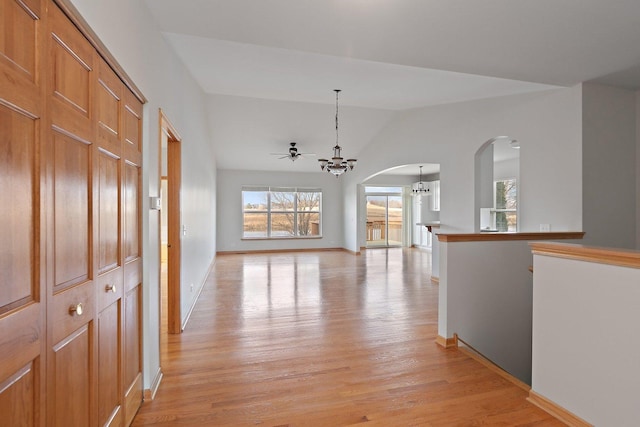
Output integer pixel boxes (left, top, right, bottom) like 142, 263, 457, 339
412, 165, 431, 195
318, 89, 356, 176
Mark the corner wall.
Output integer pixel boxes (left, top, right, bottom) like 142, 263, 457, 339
582, 83, 637, 249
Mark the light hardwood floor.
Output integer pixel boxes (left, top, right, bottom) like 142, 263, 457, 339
133, 248, 562, 426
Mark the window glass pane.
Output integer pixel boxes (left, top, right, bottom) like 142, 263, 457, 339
365, 186, 403, 194
243, 191, 268, 211
297, 191, 320, 211
271, 213, 295, 237
297, 212, 320, 236
495, 179, 516, 210
495, 179, 517, 232
243, 213, 268, 237
496, 211, 517, 232
271, 191, 295, 211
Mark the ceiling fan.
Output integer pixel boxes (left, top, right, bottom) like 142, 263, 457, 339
270, 142, 316, 162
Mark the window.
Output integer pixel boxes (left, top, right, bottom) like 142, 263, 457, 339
242, 186, 322, 238
494, 179, 517, 232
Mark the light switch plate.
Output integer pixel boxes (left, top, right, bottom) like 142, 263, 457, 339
149, 196, 161, 210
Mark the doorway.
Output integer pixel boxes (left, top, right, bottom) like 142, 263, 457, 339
159, 110, 182, 337
365, 187, 404, 247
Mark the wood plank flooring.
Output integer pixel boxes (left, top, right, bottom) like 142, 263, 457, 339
132, 248, 562, 426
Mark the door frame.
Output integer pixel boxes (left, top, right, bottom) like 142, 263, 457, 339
365, 189, 404, 248
159, 109, 182, 334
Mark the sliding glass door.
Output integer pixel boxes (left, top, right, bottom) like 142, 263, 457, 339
365, 187, 403, 247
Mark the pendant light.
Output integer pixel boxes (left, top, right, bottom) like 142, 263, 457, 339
318, 89, 356, 177
412, 165, 431, 195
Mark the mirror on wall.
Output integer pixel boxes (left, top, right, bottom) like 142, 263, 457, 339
474, 136, 519, 232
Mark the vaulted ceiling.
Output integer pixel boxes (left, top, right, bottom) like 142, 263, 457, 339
144, 0, 640, 174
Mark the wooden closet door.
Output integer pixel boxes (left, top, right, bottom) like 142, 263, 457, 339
0, 0, 46, 425
121, 89, 143, 426
96, 58, 124, 427
45, 4, 97, 426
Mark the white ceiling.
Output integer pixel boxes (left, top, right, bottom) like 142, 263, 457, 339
144, 0, 640, 173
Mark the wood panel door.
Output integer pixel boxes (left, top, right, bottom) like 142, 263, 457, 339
45, 4, 97, 426
96, 58, 124, 427
122, 88, 143, 427
0, 0, 46, 425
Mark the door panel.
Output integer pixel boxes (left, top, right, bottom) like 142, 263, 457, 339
97, 149, 120, 275
122, 97, 142, 418
52, 130, 91, 290
123, 284, 142, 427
0, 0, 40, 83
366, 195, 387, 247
123, 162, 140, 262
97, 59, 122, 157
98, 301, 122, 427
122, 158, 142, 424
49, 3, 93, 143
96, 55, 124, 426
0, 1, 44, 424
47, 4, 97, 426
387, 195, 403, 246
122, 90, 141, 164
51, 325, 92, 427
0, 104, 36, 313
365, 194, 403, 247
0, 362, 36, 426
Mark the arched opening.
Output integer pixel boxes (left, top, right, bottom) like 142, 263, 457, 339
474, 136, 520, 232
360, 163, 440, 249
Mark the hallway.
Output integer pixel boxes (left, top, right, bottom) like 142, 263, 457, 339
132, 248, 560, 426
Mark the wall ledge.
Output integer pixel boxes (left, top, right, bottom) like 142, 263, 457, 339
530, 242, 640, 269
437, 231, 584, 242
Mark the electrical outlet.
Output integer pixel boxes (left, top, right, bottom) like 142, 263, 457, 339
540, 224, 551, 232
190, 283, 194, 292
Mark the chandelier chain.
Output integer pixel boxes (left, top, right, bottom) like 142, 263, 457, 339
335, 89, 339, 147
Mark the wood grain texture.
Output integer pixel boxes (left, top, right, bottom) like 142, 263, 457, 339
132, 249, 564, 426
97, 301, 122, 427
437, 231, 585, 242
0, 0, 45, 423
530, 242, 640, 269
51, 0, 146, 103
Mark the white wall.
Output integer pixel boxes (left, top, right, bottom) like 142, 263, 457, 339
439, 240, 535, 384
68, 0, 217, 390
532, 252, 640, 425
582, 83, 637, 249
494, 157, 519, 181
342, 87, 584, 253
637, 91, 640, 249
216, 169, 343, 252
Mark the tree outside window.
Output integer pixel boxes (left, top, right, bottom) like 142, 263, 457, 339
495, 179, 517, 232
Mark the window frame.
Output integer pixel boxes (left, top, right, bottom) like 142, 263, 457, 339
493, 178, 517, 232
242, 186, 322, 239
